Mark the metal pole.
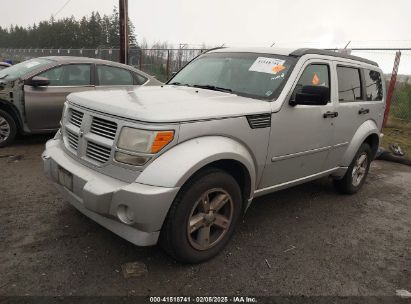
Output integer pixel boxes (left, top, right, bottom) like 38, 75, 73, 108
383, 51, 401, 128
166, 50, 170, 80
119, 0, 129, 64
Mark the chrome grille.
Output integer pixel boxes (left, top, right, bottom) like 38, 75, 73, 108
86, 141, 111, 164
70, 109, 83, 127
67, 130, 79, 150
90, 117, 117, 140
64, 105, 120, 166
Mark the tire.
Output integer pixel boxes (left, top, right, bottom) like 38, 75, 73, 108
160, 167, 242, 263
333, 142, 372, 194
0, 109, 17, 148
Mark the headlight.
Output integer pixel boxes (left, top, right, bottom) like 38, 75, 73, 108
117, 127, 174, 154
116, 127, 174, 166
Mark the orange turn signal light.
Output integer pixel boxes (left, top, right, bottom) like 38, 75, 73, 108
151, 131, 174, 153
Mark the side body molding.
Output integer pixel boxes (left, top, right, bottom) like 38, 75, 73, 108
339, 120, 380, 167
136, 136, 257, 195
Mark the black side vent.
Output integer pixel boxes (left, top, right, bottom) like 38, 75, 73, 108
246, 114, 271, 129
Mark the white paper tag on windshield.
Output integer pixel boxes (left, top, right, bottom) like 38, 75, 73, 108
249, 57, 286, 75
25, 61, 41, 68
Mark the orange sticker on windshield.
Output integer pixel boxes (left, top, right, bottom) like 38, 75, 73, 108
312, 73, 320, 85
272, 64, 286, 73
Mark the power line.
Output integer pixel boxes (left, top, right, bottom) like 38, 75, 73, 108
52, 0, 72, 18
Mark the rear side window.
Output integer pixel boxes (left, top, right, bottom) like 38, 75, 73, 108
337, 66, 362, 102
364, 69, 383, 101
97, 65, 134, 85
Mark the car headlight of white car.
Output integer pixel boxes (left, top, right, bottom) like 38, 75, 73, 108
115, 127, 174, 166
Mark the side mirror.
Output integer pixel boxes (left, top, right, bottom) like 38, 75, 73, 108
25, 76, 50, 87
290, 85, 329, 106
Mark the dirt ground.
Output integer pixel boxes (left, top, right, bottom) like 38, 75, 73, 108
0, 134, 410, 297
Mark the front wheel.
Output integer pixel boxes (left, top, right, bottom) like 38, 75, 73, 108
0, 109, 17, 148
160, 168, 242, 263
334, 142, 372, 194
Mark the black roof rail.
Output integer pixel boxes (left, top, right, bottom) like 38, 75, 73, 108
289, 48, 378, 67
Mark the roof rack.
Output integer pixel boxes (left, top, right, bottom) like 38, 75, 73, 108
289, 48, 378, 67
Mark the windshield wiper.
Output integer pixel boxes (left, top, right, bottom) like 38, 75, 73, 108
169, 82, 192, 87
193, 84, 232, 93
0, 74, 8, 79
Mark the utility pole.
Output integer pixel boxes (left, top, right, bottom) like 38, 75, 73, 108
383, 51, 402, 127
119, 0, 129, 64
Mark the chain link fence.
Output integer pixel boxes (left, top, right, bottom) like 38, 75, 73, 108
1, 47, 410, 121
0, 47, 206, 83
1, 46, 410, 154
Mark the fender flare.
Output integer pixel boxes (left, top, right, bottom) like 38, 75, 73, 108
340, 120, 380, 167
136, 136, 257, 194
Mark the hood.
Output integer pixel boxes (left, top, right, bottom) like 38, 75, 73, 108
0, 74, 19, 83
67, 85, 271, 123
0, 77, 15, 87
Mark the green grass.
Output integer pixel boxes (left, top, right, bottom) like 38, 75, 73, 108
381, 118, 411, 157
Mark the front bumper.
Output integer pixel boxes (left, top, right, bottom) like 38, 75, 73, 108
42, 138, 180, 246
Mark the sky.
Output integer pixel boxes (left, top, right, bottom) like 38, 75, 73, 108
1, 0, 411, 73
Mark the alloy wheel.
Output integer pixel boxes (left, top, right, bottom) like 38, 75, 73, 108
352, 152, 368, 187
0, 116, 11, 143
187, 188, 234, 251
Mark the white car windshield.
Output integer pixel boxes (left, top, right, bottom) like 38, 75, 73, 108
169, 52, 296, 100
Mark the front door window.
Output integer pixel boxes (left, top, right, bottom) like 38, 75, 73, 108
37, 64, 91, 86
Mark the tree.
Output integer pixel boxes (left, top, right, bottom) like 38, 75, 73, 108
0, 7, 138, 49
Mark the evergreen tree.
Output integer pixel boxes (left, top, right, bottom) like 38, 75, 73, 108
0, 8, 137, 49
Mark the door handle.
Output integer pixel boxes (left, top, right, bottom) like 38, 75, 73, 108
323, 111, 339, 118
358, 108, 370, 115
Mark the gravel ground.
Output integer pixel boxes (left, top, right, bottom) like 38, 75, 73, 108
0, 135, 410, 296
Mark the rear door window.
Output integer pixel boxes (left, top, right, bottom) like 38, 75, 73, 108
97, 65, 134, 85
364, 69, 383, 101
337, 66, 362, 102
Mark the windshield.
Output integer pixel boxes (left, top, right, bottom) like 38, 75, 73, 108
0, 58, 52, 80
168, 52, 296, 100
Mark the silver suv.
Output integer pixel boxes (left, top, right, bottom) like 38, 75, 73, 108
42, 48, 385, 263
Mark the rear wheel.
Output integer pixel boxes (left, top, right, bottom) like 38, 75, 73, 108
160, 168, 242, 263
334, 142, 372, 194
0, 109, 17, 148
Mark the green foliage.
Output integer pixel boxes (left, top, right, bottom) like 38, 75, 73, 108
0, 8, 136, 48
391, 83, 411, 120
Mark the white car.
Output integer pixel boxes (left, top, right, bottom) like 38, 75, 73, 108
43, 48, 385, 263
